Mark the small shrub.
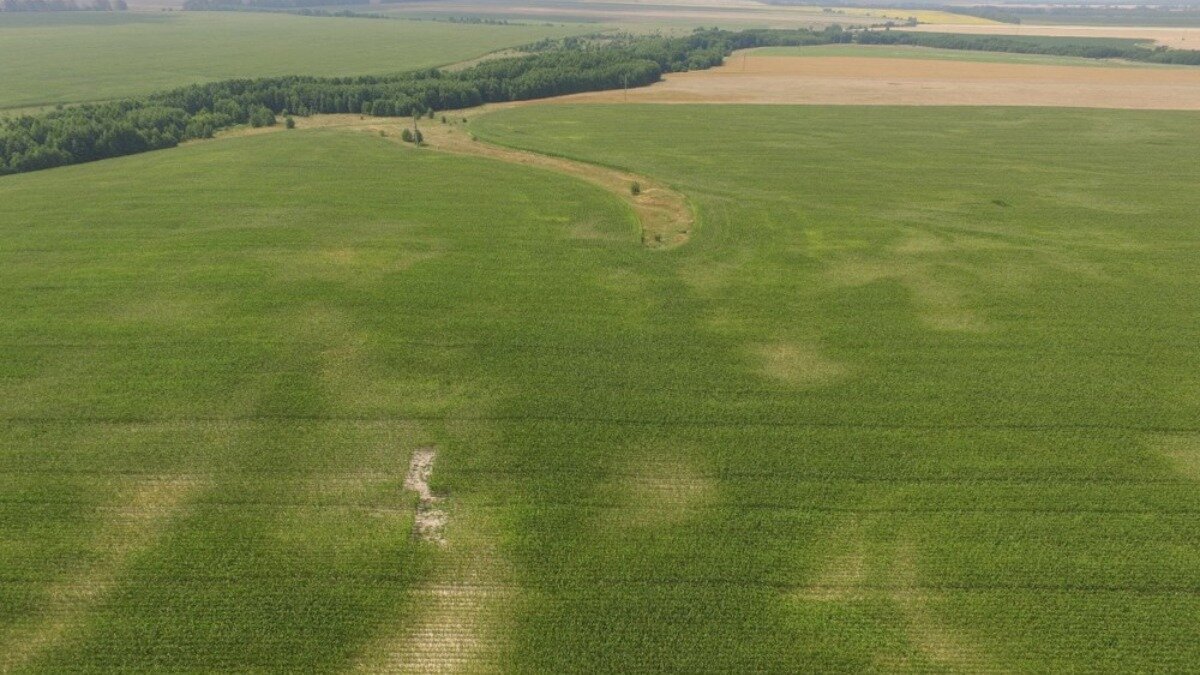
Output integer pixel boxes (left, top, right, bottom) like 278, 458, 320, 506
401, 128, 413, 143
285, 116, 296, 129
630, 182, 642, 196
248, 106, 276, 128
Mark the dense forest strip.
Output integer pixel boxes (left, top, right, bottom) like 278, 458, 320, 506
859, 30, 1200, 65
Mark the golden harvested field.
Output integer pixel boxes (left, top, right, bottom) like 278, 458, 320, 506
558, 54, 1200, 109
905, 23, 1200, 49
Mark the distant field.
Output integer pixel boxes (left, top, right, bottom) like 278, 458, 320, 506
750, 43, 1160, 67
837, 6, 999, 25
984, 7, 1200, 27
0, 12, 586, 109
375, 0, 887, 30
2, 103, 1199, 670
904, 22, 1200, 49
558, 53, 1200, 108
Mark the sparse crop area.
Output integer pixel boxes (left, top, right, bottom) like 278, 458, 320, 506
2, 101, 1199, 670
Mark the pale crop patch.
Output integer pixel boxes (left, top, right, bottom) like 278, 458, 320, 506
793, 517, 869, 602
367, 582, 514, 674
794, 524, 1003, 671
752, 341, 849, 387
884, 542, 999, 673
611, 457, 717, 528
826, 259, 991, 334
1151, 434, 1200, 481
0, 475, 201, 672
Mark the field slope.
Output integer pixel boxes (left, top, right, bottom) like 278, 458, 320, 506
2, 105, 1199, 670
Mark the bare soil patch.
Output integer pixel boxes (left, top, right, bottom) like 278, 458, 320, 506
404, 446, 447, 545
559, 54, 1200, 109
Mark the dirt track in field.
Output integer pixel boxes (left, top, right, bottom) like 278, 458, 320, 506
555, 54, 1200, 109
276, 114, 693, 249
417, 115, 694, 248
905, 23, 1200, 49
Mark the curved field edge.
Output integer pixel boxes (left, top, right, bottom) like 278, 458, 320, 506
213, 112, 696, 249
425, 110, 696, 249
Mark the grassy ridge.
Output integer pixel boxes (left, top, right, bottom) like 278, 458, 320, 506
2, 106, 1200, 669
0, 12, 585, 109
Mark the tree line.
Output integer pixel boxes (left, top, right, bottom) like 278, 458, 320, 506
1, 0, 126, 10
859, 30, 1200, 66
0, 27, 848, 176
183, 0, 390, 9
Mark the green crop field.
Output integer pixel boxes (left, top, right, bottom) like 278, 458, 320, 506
2, 104, 1199, 671
0, 13, 585, 110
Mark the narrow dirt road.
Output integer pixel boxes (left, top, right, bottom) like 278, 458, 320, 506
283, 110, 694, 249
